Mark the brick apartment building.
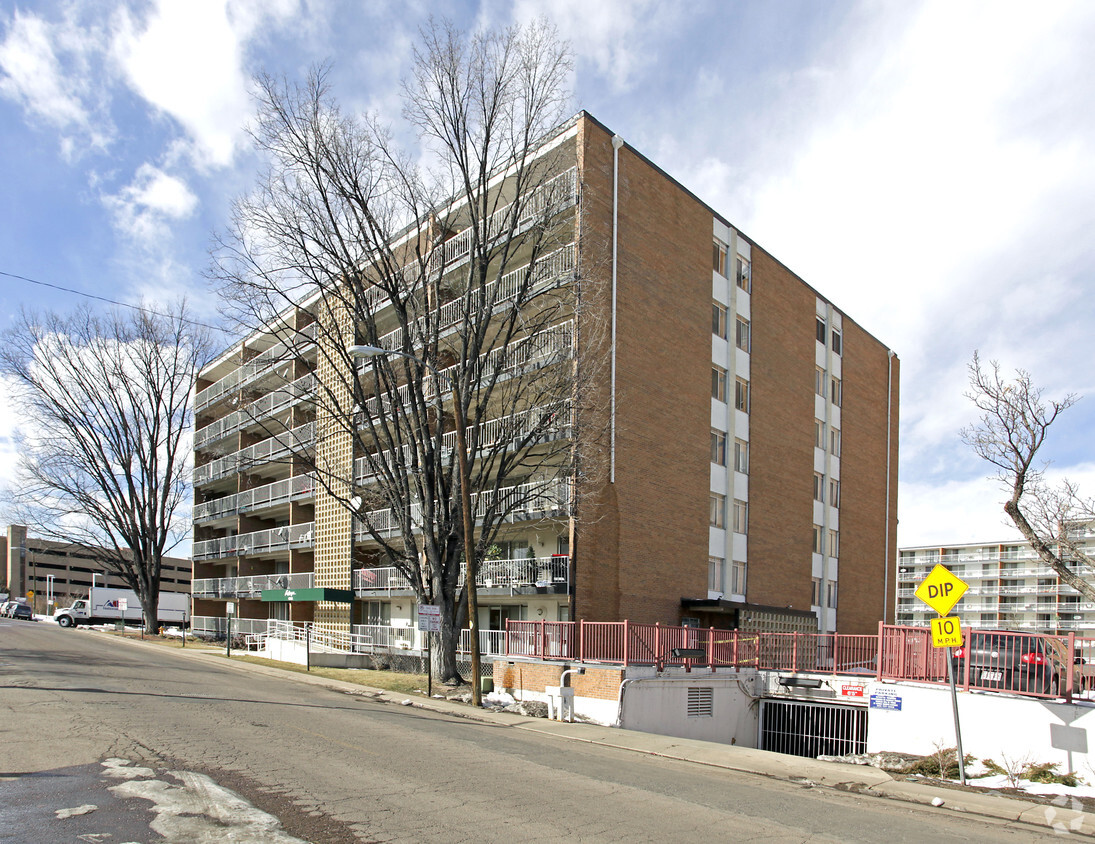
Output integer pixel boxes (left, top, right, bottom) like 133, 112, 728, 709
2, 524, 192, 615
191, 112, 899, 642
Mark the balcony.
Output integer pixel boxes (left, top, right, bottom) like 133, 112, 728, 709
360, 320, 574, 418
195, 373, 316, 451
194, 421, 315, 487
356, 479, 571, 540
353, 404, 570, 487
192, 571, 315, 599
194, 473, 316, 524
196, 325, 317, 413
353, 555, 569, 594
193, 521, 315, 562
370, 244, 575, 359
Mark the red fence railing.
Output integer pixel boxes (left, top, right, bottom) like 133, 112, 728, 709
503, 620, 1088, 702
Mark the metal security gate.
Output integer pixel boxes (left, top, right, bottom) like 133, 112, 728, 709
759, 699, 867, 758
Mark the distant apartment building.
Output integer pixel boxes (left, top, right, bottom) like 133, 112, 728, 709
897, 534, 1095, 633
190, 111, 899, 643
1, 524, 192, 614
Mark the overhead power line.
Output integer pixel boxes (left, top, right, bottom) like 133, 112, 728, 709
0, 269, 232, 333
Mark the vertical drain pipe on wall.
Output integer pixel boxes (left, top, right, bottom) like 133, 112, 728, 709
610, 134, 624, 484
884, 349, 895, 623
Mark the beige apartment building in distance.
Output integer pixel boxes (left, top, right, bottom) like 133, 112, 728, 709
190, 112, 899, 643
897, 534, 1095, 633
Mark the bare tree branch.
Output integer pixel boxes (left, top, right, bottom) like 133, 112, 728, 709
961, 351, 1095, 603
0, 303, 214, 631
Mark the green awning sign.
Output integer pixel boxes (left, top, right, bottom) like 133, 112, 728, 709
261, 588, 354, 604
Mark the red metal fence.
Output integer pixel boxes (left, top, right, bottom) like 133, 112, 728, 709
503, 620, 1091, 702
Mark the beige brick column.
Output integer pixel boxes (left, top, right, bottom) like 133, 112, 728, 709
313, 300, 355, 636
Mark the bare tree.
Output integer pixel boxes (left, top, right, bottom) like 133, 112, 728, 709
210, 20, 603, 683
962, 352, 1095, 601
0, 303, 214, 632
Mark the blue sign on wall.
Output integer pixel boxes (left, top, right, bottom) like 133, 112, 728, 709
870, 692, 902, 711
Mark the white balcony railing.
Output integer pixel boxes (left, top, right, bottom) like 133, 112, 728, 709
353, 555, 569, 593
356, 479, 571, 540
196, 325, 317, 413
195, 373, 316, 451
353, 403, 570, 487
193, 521, 315, 561
194, 473, 316, 524
192, 571, 315, 598
194, 422, 315, 487
192, 616, 272, 637
360, 320, 573, 419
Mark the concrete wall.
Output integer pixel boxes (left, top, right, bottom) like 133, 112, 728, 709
618, 670, 761, 747
866, 681, 1095, 772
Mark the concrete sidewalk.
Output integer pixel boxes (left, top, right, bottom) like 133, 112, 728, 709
108, 633, 1095, 838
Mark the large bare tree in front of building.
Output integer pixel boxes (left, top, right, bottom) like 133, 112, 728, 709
0, 304, 213, 632
211, 20, 605, 684
962, 352, 1095, 601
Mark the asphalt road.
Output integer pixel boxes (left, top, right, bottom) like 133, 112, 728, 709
0, 618, 1073, 842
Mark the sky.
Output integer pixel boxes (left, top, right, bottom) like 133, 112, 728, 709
1, 0, 1094, 550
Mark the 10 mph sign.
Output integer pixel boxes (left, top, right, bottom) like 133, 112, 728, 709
914, 564, 969, 616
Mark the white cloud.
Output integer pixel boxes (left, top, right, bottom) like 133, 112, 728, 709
102, 163, 198, 243
110, 0, 253, 169
0, 9, 113, 154
508, 0, 682, 92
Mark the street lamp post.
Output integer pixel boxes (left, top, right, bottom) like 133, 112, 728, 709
350, 344, 481, 705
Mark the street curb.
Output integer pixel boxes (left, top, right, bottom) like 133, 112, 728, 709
95, 629, 1095, 837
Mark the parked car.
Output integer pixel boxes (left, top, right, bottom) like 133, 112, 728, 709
10, 603, 33, 620
952, 630, 1067, 696
1, 600, 27, 618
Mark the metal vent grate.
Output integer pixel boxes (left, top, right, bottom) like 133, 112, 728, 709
760, 699, 867, 758
687, 687, 714, 717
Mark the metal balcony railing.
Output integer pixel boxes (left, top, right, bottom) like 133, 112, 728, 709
356, 479, 571, 540
194, 473, 316, 524
194, 422, 315, 486
192, 571, 315, 598
193, 521, 315, 561
196, 325, 317, 413
195, 373, 316, 451
353, 555, 569, 593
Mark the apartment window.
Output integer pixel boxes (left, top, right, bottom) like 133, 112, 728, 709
711, 430, 727, 465
829, 479, 841, 508
734, 438, 749, 474
815, 367, 826, 397
815, 420, 825, 449
812, 578, 822, 606
830, 427, 841, 457
831, 328, 842, 355
708, 556, 724, 592
712, 366, 727, 402
712, 302, 727, 338
710, 492, 726, 528
812, 525, 824, 554
736, 257, 751, 292
735, 317, 750, 352
731, 560, 747, 595
735, 377, 750, 412
813, 472, 825, 502
827, 581, 838, 609
816, 317, 827, 344
829, 529, 840, 557
713, 241, 727, 276
831, 376, 842, 407
733, 500, 748, 534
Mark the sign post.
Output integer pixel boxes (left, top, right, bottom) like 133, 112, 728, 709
915, 564, 969, 785
226, 601, 235, 659
418, 605, 441, 699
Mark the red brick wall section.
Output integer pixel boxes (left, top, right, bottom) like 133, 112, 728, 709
576, 116, 711, 625
492, 660, 624, 702
838, 324, 900, 632
747, 245, 817, 614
